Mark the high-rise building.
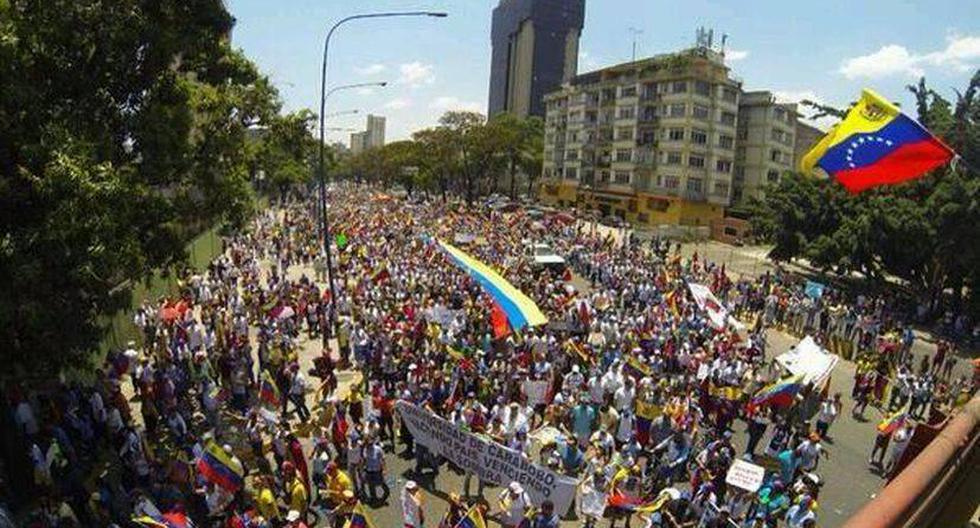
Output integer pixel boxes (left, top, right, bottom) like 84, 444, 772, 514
732, 91, 797, 204
731, 92, 825, 204
538, 46, 741, 227
488, 0, 585, 118
349, 131, 367, 155
365, 114, 386, 149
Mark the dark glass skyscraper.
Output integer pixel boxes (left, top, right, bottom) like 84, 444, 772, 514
488, 0, 586, 118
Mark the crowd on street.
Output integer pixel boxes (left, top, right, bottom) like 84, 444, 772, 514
4, 184, 977, 528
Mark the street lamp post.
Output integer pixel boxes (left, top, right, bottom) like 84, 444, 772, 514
316, 11, 447, 341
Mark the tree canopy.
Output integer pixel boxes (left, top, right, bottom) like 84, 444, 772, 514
750, 71, 980, 316
0, 0, 315, 378
335, 111, 543, 202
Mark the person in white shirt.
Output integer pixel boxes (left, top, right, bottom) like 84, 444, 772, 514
401, 480, 424, 528
496, 482, 532, 528
886, 422, 914, 475
815, 393, 841, 439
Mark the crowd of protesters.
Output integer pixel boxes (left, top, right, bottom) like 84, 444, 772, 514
2, 184, 976, 528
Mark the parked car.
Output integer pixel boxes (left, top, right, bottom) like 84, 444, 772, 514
526, 242, 566, 271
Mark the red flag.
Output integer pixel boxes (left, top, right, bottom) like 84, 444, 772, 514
562, 267, 573, 282
491, 302, 511, 339
578, 301, 591, 328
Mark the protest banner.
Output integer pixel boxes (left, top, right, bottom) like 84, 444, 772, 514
725, 459, 766, 492
395, 400, 578, 514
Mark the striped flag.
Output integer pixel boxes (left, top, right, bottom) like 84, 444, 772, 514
196, 440, 244, 492
344, 503, 376, 528
454, 505, 488, 528
259, 370, 280, 407
877, 408, 908, 435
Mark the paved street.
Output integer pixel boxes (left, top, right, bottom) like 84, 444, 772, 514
261, 220, 968, 528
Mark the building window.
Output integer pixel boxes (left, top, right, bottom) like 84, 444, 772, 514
669, 104, 686, 117
600, 170, 611, 182
722, 87, 738, 103
718, 135, 734, 149
667, 128, 685, 141
618, 106, 635, 119
687, 178, 703, 192
720, 112, 736, 126
716, 159, 732, 173
662, 175, 680, 189
616, 127, 634, 141
672, 80, 687, 93
568, 131, 578, 143
691, 129, 708, 145
566, 150, 578, 161
616, 149, 632, 162
714, 181, 730, 195
615, 170, 631, 184
770, 128, 784, 143
767, 169, 780, 182
664, 151, 682, 165
693, 104, 710, 119
734, 166, 745, 180
565, 167, 578, 179
621, 86, 637, 97
774, 107, 787, 122
737, 128, 748, 140
688, 155, 705, 168
770, 149, 787, 164
694, 80, 711, 96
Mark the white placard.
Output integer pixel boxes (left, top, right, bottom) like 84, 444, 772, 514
396, 400, 578, 515
725, 459, 766, 492
522, 380, 550, 406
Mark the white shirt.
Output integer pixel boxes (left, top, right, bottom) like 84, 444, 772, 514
498, 490, 531, 525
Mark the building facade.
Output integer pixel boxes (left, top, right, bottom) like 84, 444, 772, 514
488, 0, 585, 118
731, 92, 826, 205
538, 47, 740, 227
732, 91, 797, 204
365, 114, 386, 149
349, 131, 367, 155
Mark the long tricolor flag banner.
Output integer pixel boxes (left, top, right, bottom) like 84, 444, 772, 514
453, 505, 488, 528
437, 239, 548, 332
801, 88, 955, 193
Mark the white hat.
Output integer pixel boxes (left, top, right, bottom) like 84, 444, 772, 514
509, 481, 524, 494
405, 480, 419, 490
286, 510, 301, 521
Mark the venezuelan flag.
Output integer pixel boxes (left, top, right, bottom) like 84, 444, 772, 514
750, 374, 804, 410
877, 408, 908, 435
454, 505, 488, 528
133, 512, 194, 528
259, 370, 280, 407
196, 440, 245, 492
437, 239, 548, 332
344, 504, 376, 528
801, 88, 954, 193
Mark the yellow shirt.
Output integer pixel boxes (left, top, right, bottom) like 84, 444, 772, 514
289, 477, 308, 513
255, 486, 280, 520
326, 470, 354, 499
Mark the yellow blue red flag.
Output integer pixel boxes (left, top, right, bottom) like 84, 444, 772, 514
800, 88, 954, 193
454, 505, 487, 528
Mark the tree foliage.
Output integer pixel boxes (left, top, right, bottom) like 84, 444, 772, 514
0, 0, 310, 377
750, 71, 980, 316
335, 111, 543, 203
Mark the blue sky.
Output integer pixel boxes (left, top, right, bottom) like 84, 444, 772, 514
227, 0, 980, 142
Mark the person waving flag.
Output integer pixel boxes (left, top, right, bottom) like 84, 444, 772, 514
800, 88, 955, 193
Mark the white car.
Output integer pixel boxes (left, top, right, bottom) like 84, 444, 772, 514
528, 243, 566, 270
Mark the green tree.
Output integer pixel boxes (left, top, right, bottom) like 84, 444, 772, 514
750, 71, 980, 316
0, 0, 294, 377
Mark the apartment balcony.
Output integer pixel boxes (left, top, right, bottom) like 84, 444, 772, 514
647, 186, 680, 197
638, 114, 659, 125
683, 189, 706, 201
640, 92, 661, 103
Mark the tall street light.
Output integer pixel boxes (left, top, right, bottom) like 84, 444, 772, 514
316, 11, 447, 340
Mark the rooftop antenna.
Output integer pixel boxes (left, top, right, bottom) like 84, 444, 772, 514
721, 33, 728, 54
629, 27, 644, 62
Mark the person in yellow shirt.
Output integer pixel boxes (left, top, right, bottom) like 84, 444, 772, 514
322, 462, 354, 507
253, 474, 281, 523
288, 472, 309, 518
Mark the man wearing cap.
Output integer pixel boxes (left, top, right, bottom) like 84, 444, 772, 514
284, 509, 309, 528
496, 481, 532, 528
401, 480, 424, 528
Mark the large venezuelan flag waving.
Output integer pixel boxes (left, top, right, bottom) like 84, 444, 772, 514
437, 239, 548, 332
800, 88, 954, 193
